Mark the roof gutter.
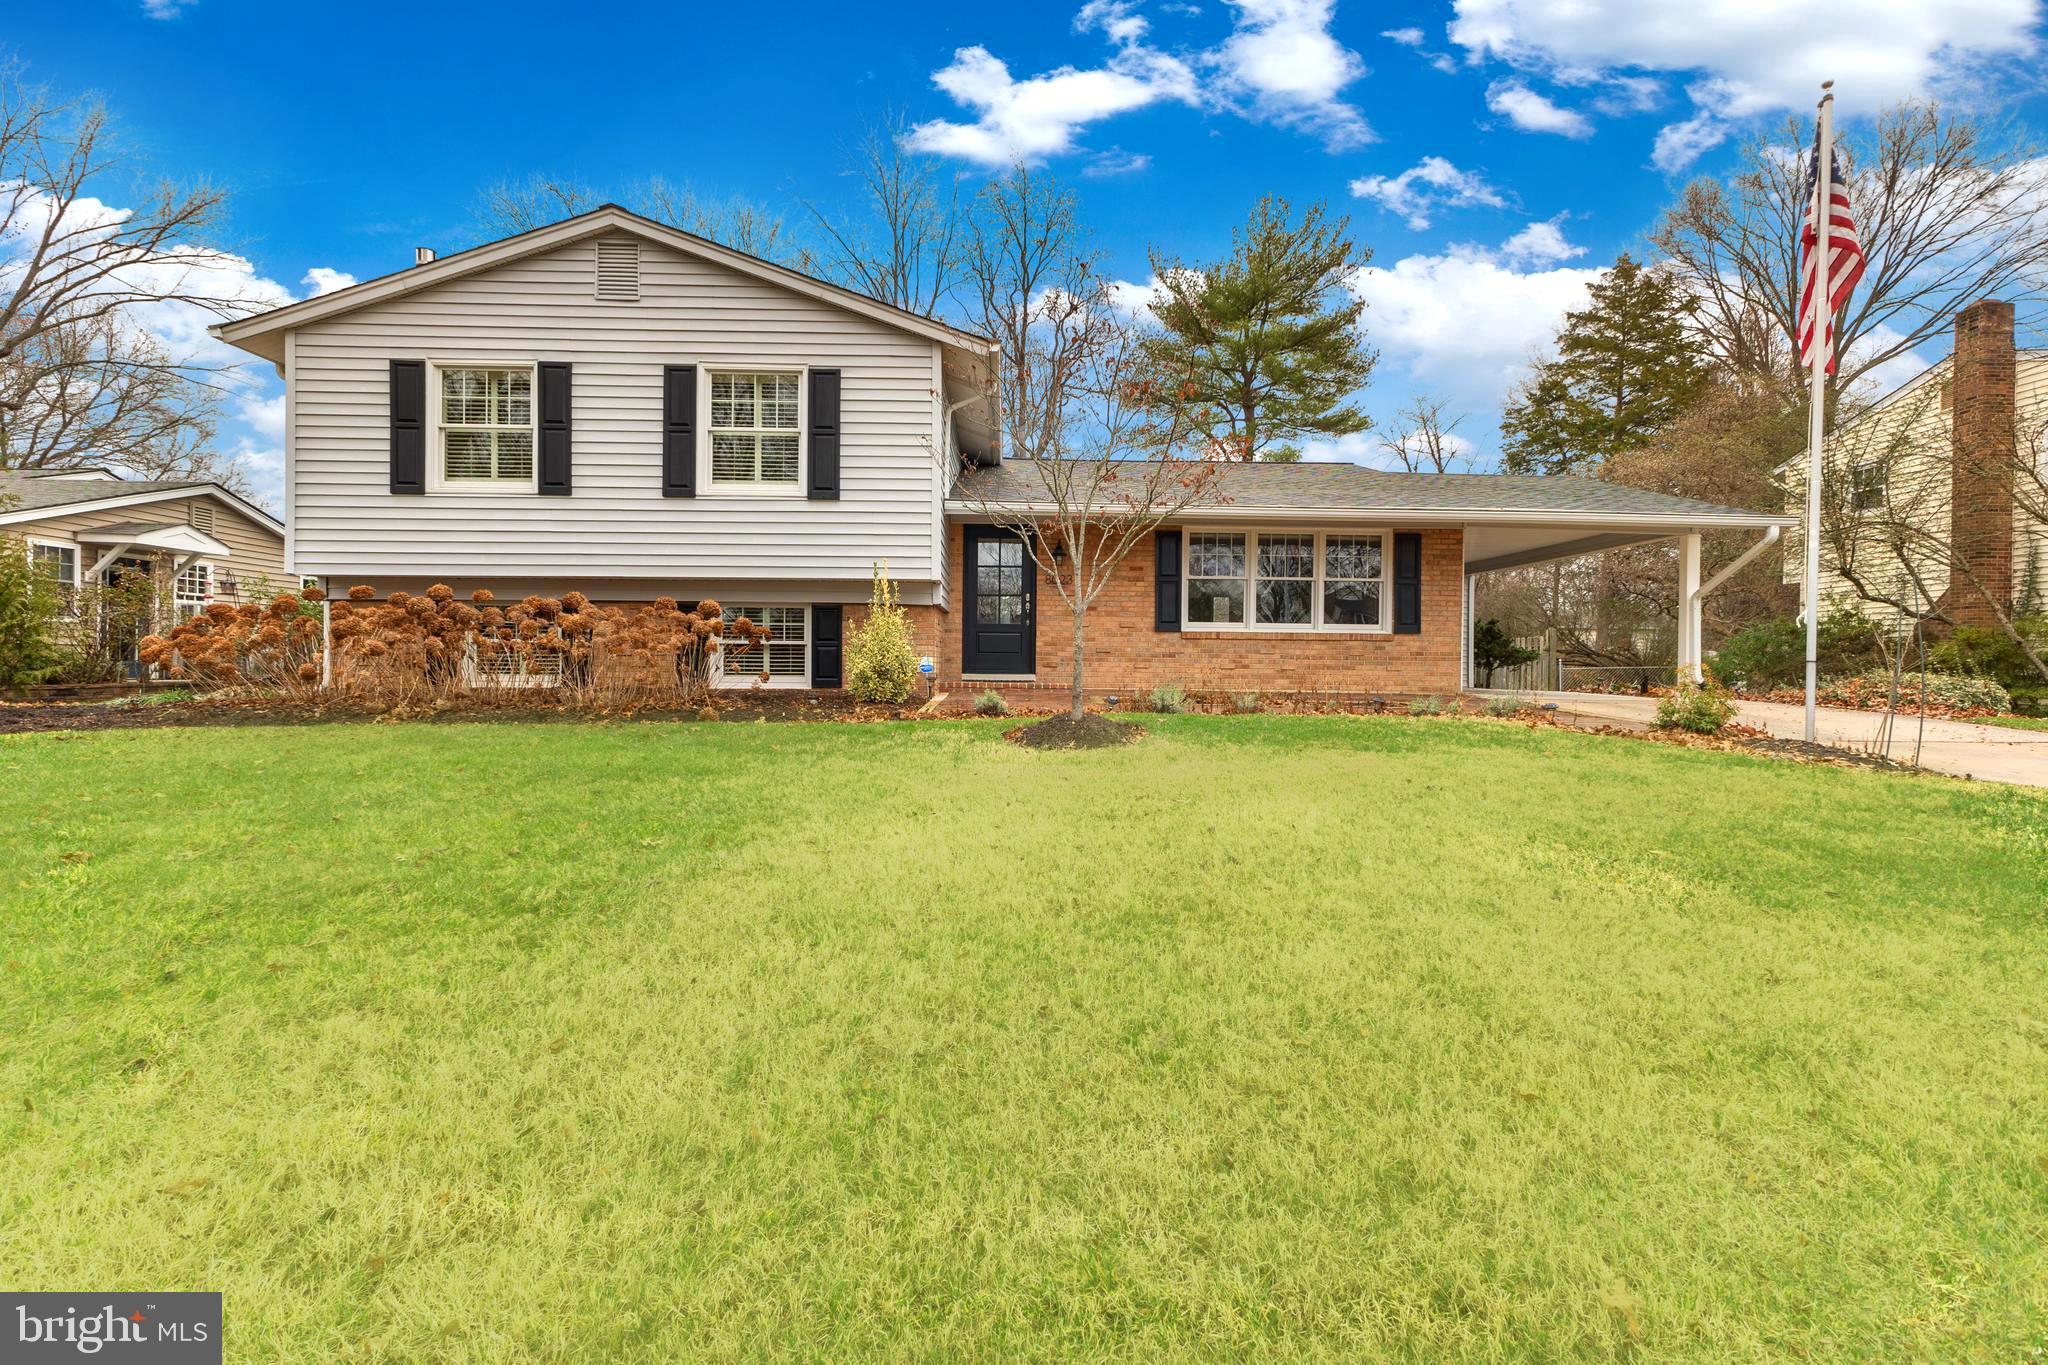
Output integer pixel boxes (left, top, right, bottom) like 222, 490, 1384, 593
942, 500, 1796, 530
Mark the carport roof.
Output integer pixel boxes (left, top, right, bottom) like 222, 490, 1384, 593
950, 460, 1790, 527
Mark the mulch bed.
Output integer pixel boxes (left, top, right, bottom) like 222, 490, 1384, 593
1005, 714, 1144, 750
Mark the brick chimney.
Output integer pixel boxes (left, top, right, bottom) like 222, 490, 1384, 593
1942, 298, 2016, 625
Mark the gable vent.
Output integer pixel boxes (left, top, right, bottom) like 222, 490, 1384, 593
595, 238, 640, 301
188, 502, 215, 533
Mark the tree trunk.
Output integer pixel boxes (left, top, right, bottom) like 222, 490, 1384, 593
1070, 603, 1088, 722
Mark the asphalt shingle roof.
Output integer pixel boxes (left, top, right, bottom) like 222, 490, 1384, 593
0, 472, 207, 515
952, 460, 1783, 522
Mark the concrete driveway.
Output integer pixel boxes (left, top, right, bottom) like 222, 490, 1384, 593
1502, 690, 2048, 788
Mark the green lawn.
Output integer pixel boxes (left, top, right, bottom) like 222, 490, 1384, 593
1972, 713, 2048, 732
3, 716, 2045, 1361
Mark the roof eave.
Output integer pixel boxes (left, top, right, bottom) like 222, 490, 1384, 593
210, 205, 997, 362
943, 500, 1796, 530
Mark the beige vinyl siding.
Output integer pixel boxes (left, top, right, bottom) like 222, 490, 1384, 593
21, 494, 290, 600
1785, 354, 2048, 615
288, 234, 944, 585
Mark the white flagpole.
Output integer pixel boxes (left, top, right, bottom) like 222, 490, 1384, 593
1802, 82, 1835, 745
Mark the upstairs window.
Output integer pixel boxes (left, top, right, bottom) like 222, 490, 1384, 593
439, 367, 534, 485
1848, 460, 1885, 512
708, 371, 800, 487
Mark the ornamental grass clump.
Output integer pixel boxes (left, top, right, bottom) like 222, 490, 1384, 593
845, 563, 919, 704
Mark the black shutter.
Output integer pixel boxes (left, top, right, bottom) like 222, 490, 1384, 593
537, 361, 572, 495
1393, 531, 1423, 635
811, 604, 843, 688
1154, 528, 1182, 632
389, 360, 425, 494
662, 365, 697, 497
807, 368, 841, 500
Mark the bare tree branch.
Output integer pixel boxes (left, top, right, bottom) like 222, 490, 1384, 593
804, 117, 960, 318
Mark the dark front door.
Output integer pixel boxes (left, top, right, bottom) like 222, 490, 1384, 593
963, 526, 1035, 676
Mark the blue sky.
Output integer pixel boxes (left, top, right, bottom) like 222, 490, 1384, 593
12, 0, 2046, 504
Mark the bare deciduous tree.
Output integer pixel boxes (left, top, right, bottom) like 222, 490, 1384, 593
805, 118, 960, 318
1654, 100, 2048, 402
474, 174, 810, 267
1377, 394, 1467, 472
955, 166, 1223, 722
0, 65, 252, 479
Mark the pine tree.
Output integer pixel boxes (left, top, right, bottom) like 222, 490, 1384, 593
1500, 254, 1709, 476
1142, 197, 1377, 462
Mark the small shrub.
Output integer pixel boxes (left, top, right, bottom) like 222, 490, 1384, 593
974, 689, 1009, 717
844, 562, 919, 703
1655, 669, 1737, 734
1472, 618, 1538, 686
1714, 609, 1882, 692
1483, 695, 1528, 717
1149, 684, 1188, 714
1407, 695, 1445, 716
1231, 690, 1261, 714
0, 529, 67, 689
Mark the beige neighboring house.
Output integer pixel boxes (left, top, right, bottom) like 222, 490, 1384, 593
1787, 299, 2048, 626
3, 468, 289, 674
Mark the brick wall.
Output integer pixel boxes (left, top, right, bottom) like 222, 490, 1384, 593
1944, 298, 2017, 626
940, 522, 1466, 695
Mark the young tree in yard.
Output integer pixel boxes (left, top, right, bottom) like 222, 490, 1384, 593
1471, 618, 1537, 687
1500, 254, 1710, 475
1653, 100, 2048, 403
957, 166, 1223, 726
1142, 196, 1375, 461
805, 119, 960, 319
0, 66, 253, 480
1377, 394, 1467, 472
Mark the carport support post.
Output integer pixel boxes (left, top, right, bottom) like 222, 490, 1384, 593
1678, 532, 1703, 684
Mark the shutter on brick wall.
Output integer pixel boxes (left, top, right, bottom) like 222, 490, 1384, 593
537, 361, 572, 495
662, 365, 697, 497
1393, 531, 1422, 635
807, 368, 841, 500
390, 360, 426, 494
1154, 528, 1182, 632
811, 604, 844, 687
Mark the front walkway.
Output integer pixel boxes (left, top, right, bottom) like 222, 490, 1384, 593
1503, 690, 2048, 788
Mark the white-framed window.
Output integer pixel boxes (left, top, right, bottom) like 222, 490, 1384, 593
705, 369, 802, 490
174, 562, 212, 619
27, 539, 80, 611
1183, 529, 1391, 633
432, 364, 535, 490
716, 604, 809, 686
1848, 460, 1885, 512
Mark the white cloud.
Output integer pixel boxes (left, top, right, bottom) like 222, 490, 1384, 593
237, 392, 286, 441
1083, 147, 1153, 177
141, 0, 192, 16
1649, 111, 1731, 172
301, 266, 356, 296
906, 0, 1369, 165
905, 41, 1196, 164
1485, 79, 1593, 137
1349, 156, 1505, 230
1498, 214, 1585, 265
1350, 237, 1602, 411
1451, 0, 2042, 165
1214, 0, 1372, 149
1106, 276, 1164, 320
1382, 27, 1425, 46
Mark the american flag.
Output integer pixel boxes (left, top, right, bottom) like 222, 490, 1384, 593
1797, 135, 1866, 375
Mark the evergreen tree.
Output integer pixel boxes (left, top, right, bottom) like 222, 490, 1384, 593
1142, 197, 1376, 462
1500, 254, 1709, 476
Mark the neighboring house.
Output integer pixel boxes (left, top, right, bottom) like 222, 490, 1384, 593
2, 468, 290, 626
1786, 299, 2048, 626
212, 205, 1786, 696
